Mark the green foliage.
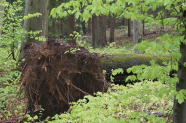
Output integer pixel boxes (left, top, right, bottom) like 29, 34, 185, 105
110, 68, 123, 82
0, 70, 25, 122
89, 42, 132, 54
0, 0, 42, 65
50, 81, 173, 123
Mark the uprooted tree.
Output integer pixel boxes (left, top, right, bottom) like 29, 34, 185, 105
20, 38, 108, 117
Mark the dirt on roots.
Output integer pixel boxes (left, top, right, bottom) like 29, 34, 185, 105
20, 38, 108, 118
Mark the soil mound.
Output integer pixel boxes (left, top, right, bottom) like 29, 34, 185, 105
20, 38, 108, 118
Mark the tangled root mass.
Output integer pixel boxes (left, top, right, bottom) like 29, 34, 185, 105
20, 38, 108, 117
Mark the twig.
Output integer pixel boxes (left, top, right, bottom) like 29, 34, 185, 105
67, 108, 72, 113
55, 83, 69, 105
57, 71, 61, 80
70, 83, 94, 97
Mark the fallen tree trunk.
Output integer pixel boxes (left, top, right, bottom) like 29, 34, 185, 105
100, 54, 176, 84
100, 54, 172, 72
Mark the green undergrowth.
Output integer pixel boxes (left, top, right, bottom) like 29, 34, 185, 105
50, 81, 173, 123
89, 42, 133, 54
0, 49, 25, 122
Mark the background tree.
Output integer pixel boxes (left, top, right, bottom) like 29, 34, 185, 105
133, 20, 143, 53
88, 18, 91, 35
0, 0, 4, 35
92, 14, 107, 47
19, 0, 49, 60
109, 14, 116, 42
128, 19, 131, 37
67, 14, 76, 45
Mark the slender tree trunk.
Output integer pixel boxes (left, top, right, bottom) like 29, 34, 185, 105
57, 18, 61, 39
80, 2, 86, 35
88, 18, 91, 35
133, 20, 143, 54
81, 20, 86, 35
52, 2, 56, 38
67, 14, 76, 45
107, 13, 111, 28
77, 17, 81, 33
92, 14, 107, 47
61, 18, 64, 39
92, 14, 95, 47
128, 19, 131, 37
93, 15, 102, 47
142, 20, 145, 36
123, 18, 126, 26
19, 0, 49, 60
0, 0, 4, 35
172, 27, 186, 123
109, 14, 116, 42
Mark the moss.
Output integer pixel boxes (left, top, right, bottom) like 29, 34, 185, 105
100, 54, 172, 67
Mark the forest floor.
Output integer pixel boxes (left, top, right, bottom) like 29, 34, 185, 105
0, 25, 177, 123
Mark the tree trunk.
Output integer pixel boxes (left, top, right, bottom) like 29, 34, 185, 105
123, 18, 126, 26
133, 20, 143, 53
109, 14, 116, 43
67, 14, 76, 45
81, 20, 86, 35
19, 0, 49, 60
61, 18, 64, 39
92, 14, 95, 47
107, 13, 111, 28
92, 15, 102, 47
0, 0, 4, 35
92, 14, 107, 47
88, 18, 91, 35
100, 54, 172, 72
52, 2, 56, 38
101, 15, 107, 46
172, 27, 186, 123
142, 20, 145, 36
77, 17, 81, 33
128, 19, 131, 37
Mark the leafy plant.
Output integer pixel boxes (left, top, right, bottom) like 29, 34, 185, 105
0, 0, 42, 66
50, 81, 173, 123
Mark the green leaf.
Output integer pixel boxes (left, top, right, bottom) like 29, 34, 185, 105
126, 75, 136, 82
176, 92, 185, 104
151, 4, 156, 11
50, 8, 56, 18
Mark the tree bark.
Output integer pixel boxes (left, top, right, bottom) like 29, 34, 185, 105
101, 15, 107, 46
142, 20, 145, 36
77, 17, 81, 33
109, 14, 116, 43
81, 20, 86, 35
92, 14, 107, 47
88, 18, 91, 35
67, 14, 76, 45
61, 18, 64, 39
123, 18, 126, 26
19, 0, 49, 60
52, 2, 56, 38
172, 27, 186, 123
0, 0, 4, 35
133, 20, 143, 53
92, 14, 95, 47
128, 19, 131, 37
